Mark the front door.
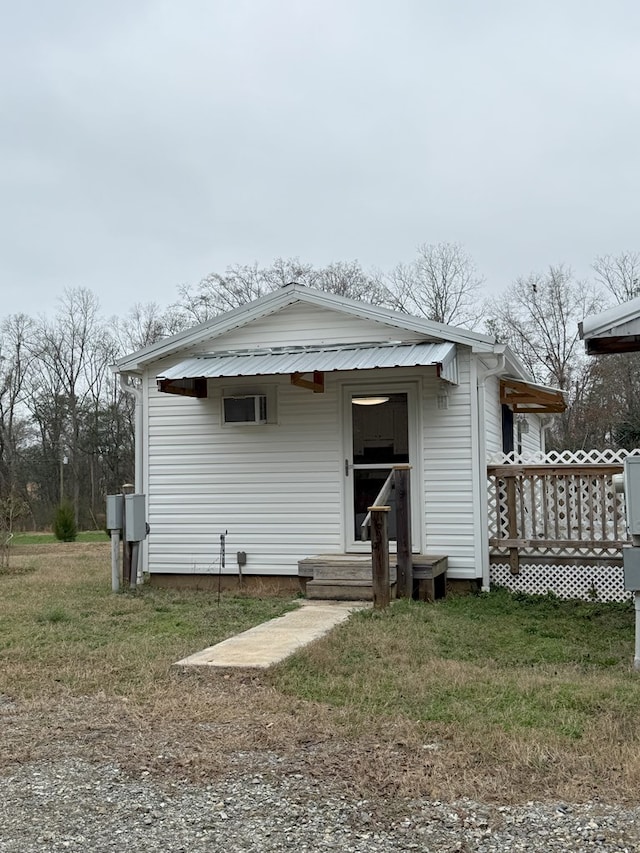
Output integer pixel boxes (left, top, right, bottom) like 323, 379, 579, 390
344, 384, 421, 551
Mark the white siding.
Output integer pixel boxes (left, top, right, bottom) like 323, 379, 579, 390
145, 358, 480, 580
193, 302, 425, 351
481, 377, 544, 459
421, 348, 478, 578
519, 414, 543, 456
145, 368, 344, 576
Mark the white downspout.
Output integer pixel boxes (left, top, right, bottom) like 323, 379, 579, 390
540, 416, 555, 454
477, 351, 506, 592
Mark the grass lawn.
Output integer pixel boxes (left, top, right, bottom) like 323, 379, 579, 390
272, 590, 637, 738
9, 530, 111, 545
0, 540, 295, 698
1, 541, 639, 804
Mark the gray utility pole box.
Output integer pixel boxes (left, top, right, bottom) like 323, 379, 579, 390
124, 494, 148, 542
624, 457, 640, 536
106, 495, 124, 531
624, 547, 640, 590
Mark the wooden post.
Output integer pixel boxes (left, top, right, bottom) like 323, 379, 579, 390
505, 475, 520, 575
130, 542, 139, 589
111, 530, 120, 593
394, 466, 413, 598
370, 505, 391, 610
121, 483, 135, 589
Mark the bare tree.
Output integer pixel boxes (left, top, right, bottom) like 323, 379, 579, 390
172, 257, 392, 324
592, 252, 640, 304
0, 314, 35, 500
29, 289, 112, 524
486, 265, 602, 388
386, 242, 484, 328
486, 265, 605, 449
116, 301, 187, 352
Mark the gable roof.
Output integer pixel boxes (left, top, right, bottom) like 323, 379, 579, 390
580, 295, 640, 354
114, 283, 500, 374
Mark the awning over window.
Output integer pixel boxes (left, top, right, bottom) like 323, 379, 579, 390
500, 377, 567, 414
157, 341, 458, 395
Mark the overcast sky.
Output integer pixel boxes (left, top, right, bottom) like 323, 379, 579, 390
2, 0, 639, 320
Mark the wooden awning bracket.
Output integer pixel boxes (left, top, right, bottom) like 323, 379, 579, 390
157, 377, 208, 398
290, 371, 325, 393
500, 377, 566, 414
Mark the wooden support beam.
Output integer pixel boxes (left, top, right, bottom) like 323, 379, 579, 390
490, 554, 624, 568
290, 371, 325, 393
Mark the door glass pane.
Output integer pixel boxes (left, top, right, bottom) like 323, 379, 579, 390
351, 392, 408, 542
352, 393, 409, 464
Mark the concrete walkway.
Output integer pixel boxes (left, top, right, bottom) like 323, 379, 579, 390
174, 600, 369, 670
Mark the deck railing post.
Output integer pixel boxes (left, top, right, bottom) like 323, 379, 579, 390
369, 505, 391, 610
505, 474, 520, 575
394, 465, 413, 598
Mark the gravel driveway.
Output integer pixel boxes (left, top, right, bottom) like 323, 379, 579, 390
1, 756, 639, 852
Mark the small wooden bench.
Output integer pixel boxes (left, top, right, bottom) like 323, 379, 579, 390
409, 555, 448, 602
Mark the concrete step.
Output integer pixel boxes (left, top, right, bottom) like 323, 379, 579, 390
306, 578, 397, 601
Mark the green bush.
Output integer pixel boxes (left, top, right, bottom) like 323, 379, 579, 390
53, 503, 77, 542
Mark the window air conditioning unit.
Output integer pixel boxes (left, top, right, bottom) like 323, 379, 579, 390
222, 394, 268, 424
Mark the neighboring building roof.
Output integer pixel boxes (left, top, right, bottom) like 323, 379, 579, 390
580, 295, 640, 354
157, 341, 459, 385
114, 283, 502, 374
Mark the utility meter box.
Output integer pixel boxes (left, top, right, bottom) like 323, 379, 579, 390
624, 457, 640, 536
124, 494, 148, 542
623, 547, 640, 590
106, 495, 124, 531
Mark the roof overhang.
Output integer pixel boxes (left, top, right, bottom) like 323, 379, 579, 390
500, 377, 567, 414
114, 283, 502, 374
580, 295, 640, 354
156, 341, 458, 396
580, 331, 640, 355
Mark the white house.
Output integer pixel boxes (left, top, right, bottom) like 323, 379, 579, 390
114, 284, 565, 592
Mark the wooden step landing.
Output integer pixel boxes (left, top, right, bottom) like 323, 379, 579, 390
299, 554, 447, 602
305, 579, 398, 601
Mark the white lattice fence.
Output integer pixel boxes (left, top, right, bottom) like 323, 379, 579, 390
487, 448, 640, 601
488, 448, 640, 465
490, 562, 631, 602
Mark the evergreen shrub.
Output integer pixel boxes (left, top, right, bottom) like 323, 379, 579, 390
53, 503, 77, 542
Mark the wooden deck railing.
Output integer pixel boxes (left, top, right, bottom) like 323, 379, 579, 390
487, 463, 630, 574
361, 465, 413, 603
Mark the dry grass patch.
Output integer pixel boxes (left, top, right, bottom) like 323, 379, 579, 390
0, 543, 296, 700
2, 548, 640, 806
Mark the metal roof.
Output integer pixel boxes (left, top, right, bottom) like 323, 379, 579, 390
115, 283, 500, 374
580, 295, 640, 354
157, 341, 458, 383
